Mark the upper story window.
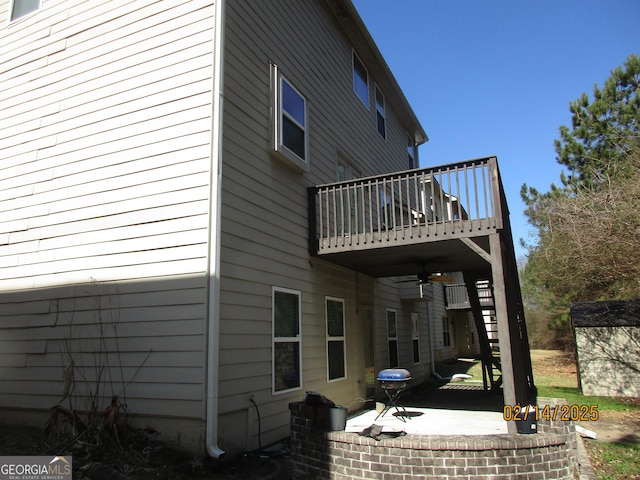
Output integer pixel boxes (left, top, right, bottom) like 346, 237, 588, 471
375, 86, 386, 139
352, 52, 369, 108
407, 135, 417, 169
10, 0, 40, 21
270, 63, 308, 172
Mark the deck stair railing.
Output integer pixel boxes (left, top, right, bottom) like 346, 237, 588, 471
309, 157, 502, 254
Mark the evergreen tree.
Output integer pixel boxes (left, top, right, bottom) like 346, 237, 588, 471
521, 55, 640, 348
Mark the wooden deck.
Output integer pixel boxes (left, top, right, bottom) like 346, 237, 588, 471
308, 156, 504, 278
308, 156, 537, 431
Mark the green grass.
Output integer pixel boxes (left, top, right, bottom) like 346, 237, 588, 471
530, 351, 640, 480
586, 442, 640, 480
537, 385, 639, 413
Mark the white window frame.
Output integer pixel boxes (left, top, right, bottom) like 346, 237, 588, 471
411, 313, 420, 364
352, 51, 369, 108
272, 287, 302, 394
442, 316, 451, 347
270, 63, 309, 172
408, 134, 417, 169
375, 85, 386, 139
326, 296, 346, 382
387, 309, 398, 368
9, 0, 40, 22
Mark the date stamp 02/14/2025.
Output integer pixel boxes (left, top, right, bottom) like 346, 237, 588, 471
503, 404, 600, 422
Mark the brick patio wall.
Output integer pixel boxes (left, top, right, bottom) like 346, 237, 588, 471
289, 401, 579, 480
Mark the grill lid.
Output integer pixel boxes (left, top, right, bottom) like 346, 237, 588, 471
377, 368, 411, 381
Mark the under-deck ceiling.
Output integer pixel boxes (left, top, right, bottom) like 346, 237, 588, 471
315, 235, 493, 279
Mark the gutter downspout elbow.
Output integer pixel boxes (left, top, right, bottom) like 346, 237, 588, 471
206, 0, 226, 460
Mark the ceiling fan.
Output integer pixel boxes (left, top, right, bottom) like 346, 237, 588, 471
396, 264, 455, 285
417, 271, 455, 284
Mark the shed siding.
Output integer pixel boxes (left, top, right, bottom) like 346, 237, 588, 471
0, 0, 216, 419
218, 0, 427, 449
575, 325, 640, 397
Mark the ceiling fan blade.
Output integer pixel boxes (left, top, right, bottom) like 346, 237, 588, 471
428, 273, 455, 283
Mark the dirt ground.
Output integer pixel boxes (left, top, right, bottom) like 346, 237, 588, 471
1, 351, 637, 479
0, 422, 290, 480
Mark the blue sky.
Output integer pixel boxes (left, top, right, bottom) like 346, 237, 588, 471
352, 0, 640, 259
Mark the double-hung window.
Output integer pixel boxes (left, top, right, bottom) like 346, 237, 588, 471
271, 63, 308, 171
326, 297, 346, 381
273, 287, 302, 393
411, 313, 420, 364
442, 316, 451, 347
10, 0, 40, 21
375, 86, 386, 139
387, 309, 398, 368
408, 135, 417, 169
352, 52, 369, 108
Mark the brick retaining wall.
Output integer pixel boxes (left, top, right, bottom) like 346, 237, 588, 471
289, 401, 579, 480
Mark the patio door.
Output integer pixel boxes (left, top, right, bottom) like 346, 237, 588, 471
361, 305, 376, 399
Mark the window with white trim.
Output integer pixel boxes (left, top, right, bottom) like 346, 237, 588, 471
270, 63, 308, 171
411, 313, 420, 364
375, 86, 386, 139
387, 309, 398, 368
326, 297, 346, 381
352, 52, 369, 108
442, 316, 451, 347
408, 135, 417, 169
273, 287, 302, 393
10, 0, 40, 21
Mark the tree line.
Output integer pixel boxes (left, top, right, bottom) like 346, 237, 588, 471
520, 54, 640, 349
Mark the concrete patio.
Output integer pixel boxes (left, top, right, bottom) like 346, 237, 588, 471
345, 383, 509, 436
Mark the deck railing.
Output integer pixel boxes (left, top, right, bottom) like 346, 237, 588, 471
445, 281, 495, 310
445, 284, 472, 309
309, 157, 504, 254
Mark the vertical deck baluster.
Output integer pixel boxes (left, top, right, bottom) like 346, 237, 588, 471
367, 180, 373, 243
412, 172, 420, 238
346, 183, 352, 246
430, 172, 437, 233
391, 176, 397, 241
422, 172, 429, 236
452, 166, 459, 234
318, 188, 324, 250
482, 163, 490, 220
448, 167, 452, 233
458, 165, 464, 231
375, 179, 381, 243
472, 164, 480, 223
360, 181, 365, 241
324, 188, 329, 247
333, 187, 339, 247
397, 174, 404, 239
463, 164, 470, 230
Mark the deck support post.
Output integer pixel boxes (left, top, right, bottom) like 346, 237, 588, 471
489, 232, 517, 434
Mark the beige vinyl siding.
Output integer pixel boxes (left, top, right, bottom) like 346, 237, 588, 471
0, 0, 216, 420
218, 0, 424, 449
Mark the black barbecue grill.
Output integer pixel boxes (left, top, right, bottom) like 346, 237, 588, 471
375, 368, 412, 421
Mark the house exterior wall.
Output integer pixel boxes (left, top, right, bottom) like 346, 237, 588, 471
0, 0, 429, 455
217, 0, 428, 451
0, 0, 217, 442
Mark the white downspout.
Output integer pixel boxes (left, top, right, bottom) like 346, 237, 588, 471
206, 0, 226, 459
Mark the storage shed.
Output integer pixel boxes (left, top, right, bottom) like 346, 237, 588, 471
572, 300, 640, 397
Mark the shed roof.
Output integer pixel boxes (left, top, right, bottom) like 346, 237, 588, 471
571, 300, 640, 328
